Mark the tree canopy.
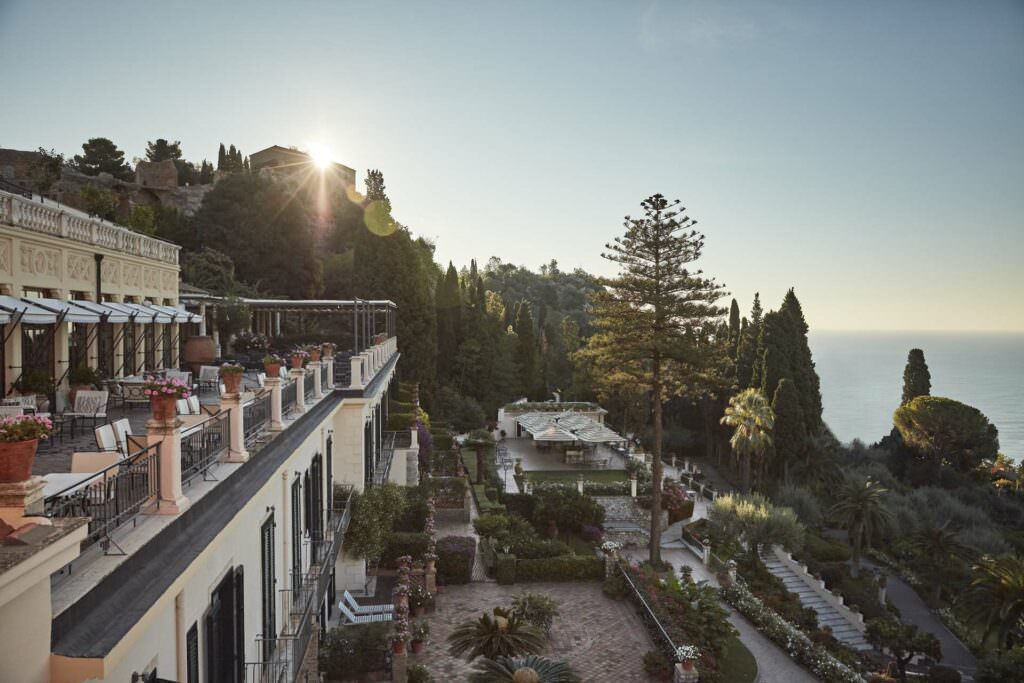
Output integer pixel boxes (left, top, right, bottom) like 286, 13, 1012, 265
73, 137, 132, 179
901, 348, 931, 405
893, 396, 1000, 473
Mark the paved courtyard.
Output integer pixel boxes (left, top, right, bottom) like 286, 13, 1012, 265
412, 580, 657, 682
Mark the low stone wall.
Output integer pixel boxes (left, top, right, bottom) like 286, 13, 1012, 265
767, 545, 867, 633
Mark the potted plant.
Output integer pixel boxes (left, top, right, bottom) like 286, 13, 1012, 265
68, 366, 102, 405
625, 458, 643, 481
12, 369, 55, 412
321, 342, 336, 359
143, 376, 191, 420
675, 645, 700, 671
309, 345, 322, 363
410, 621, 429, 654
410, 584, 432, 617
289, 349, 309, 369
219, 362, 245, 394
391, 623, 409, 655
0, 415, 53, 482
263, 354, 283, 378
407, 664, 432, 682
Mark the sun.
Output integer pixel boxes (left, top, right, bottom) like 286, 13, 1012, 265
307, 143, 333, 170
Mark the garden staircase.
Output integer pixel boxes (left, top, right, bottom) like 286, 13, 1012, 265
759, 546, 873, 652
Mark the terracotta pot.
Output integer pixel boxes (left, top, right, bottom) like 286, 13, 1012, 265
392, 641, 406, 655
264, 362, 281, 377
290, 355, 304, 370
322, 345, 334, 359
411, 639, 424, 655
150, 395, 176, 421
183, 335, 216, 376
0, 439, 39, 483
310, 349, 321, 362
412, 605, 423, 618
682, 660, 695, 671
222, 373, 242, 394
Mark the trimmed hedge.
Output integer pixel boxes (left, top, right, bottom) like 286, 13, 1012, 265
472, 484, 505, 514
511, 537, 572, 560
515, 555, 604, 582
432, 434, 454, 451
437, 535, 476, 585
496, 553, 517, 585
501, 493, 537, 520
380, 532, 430, 568
386, 412, 415, 430
804, 534, 852, 563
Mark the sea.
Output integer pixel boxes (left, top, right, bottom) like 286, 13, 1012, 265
808, 331, 1024, 462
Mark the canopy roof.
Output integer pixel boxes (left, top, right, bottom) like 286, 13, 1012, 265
179, 294, 396, 311
0, 297, 200, 325
515, 410, 626, 444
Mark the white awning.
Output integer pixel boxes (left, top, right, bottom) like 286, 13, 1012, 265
531, 424, 578, 442
69, 300, 132, 324
145, 303, 201, 323
20, 298, 102, 324
0, 296, 59, 324
118, 302, 161, 323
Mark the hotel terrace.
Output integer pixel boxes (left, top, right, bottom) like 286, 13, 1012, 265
0, 187, 416, 682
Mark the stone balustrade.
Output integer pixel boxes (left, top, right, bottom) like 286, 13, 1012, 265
0, 189, 180, 265
348, 336, 398, 390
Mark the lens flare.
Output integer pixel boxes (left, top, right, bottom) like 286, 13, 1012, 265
364, 200, 397, 236
307, 143, 333, 170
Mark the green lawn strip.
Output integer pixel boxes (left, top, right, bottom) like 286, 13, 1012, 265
718, 635, 757, 683
525, 469, 628, 484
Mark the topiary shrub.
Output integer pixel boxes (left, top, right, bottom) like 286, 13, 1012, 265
531, 487, 605, 535
437, 535, 476, 585
473, 513, 511, 539
515, 556, 604, 582
496, 553, 517, 585
927, 665, 961, 683
380, 532, 430, 568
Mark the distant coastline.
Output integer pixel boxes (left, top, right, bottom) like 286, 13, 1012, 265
810, 330, 1024, 460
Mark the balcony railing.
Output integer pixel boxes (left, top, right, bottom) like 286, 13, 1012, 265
333, 352, 352, 387
282, 380, 297, 415
245, 486, 353, 683
45, 443, 161, 553
244, 393, 271, 449
320, 365, 328, 392
373, 432, 401, 486
181, 411, 230, 485
0, 189, 181, 264
303, 369, 314, 401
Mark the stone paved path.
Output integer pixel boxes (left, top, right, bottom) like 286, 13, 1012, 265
414, 581, 657, 682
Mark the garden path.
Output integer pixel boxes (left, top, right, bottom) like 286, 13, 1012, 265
858, 558, 977, 679
433, 483, 489, 582
414, 581, 656, 682
623, 543, 820, 683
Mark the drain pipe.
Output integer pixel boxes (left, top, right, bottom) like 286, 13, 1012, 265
94, 254, 104, 301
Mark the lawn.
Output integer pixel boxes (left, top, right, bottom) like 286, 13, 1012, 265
525, 469, 628, 484
719, 636, 758, 683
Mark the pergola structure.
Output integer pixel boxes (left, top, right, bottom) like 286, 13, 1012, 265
516, 410, 627, 446
179, 292, 397, 355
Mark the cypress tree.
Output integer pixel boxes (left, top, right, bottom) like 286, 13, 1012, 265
771, 378, 805, 486
901, 348, 931, 405
217, 143, 226, 171
435, 263, 462, 384
729, 298, 741, 357
513, 301, 542, 399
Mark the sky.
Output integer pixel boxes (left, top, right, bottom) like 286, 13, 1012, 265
1, 0, 1022, 332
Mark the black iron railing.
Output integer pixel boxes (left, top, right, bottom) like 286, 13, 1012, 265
45, 443, 161, 553
334, 352, 352, 387
282, 380, 297, 415
245, 486, 353, 683
303, 369, 314, 400
181, 411, 229, 485
0, 177, 33, 199
320, 364, 328, 392
373, 432, 400, 486
244, 393, 271, 449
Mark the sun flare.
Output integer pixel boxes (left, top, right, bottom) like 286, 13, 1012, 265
307, 143, 333, 169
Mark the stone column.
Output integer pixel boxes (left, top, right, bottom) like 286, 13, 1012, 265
266, 377, 284, 431
291, 368, 307, 413
349, 356, 364, 390
325, 357, 334, 388
674, 663, 699, 683
630, 477, 638, 498
198, 303, 207, 336
53, 316, 70, 412
147, 417, 190, 514
576, 475, 585, 494
220, 393, 249, 463
391, 651, 407, 683
0, 477, 48, 528
311, 361, 324, 399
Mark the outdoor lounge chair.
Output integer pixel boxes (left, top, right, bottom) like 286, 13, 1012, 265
197, 366, 220, 391
342, 590, 394, 615
112, 418, 135, 456
337, 602, 392, 625
176, 399, 190, 416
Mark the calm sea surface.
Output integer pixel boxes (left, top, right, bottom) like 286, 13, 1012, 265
809, 332, 1024, 460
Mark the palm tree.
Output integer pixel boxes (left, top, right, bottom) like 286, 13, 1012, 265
908, 523, 973, 602
448, 608, 546, 661
829, 477, 892, 577
960, 554, 1024, 650
720, 388, 774, 493
469, 655, 580, 683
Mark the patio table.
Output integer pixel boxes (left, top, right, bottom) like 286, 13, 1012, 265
42, 472, 96, 499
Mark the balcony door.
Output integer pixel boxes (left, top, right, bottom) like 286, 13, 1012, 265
204, 566, 244, 683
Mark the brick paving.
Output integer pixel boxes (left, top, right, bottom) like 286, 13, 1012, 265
413, 581, 657, 682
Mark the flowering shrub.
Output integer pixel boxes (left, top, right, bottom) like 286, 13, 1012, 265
321, 342, 337, 356
290, 349, 310, 363
263, 354, 284, 366
0, 415, 53, 442
219, 362, 245, 376
581, 524, 604, 543
675, 644, 700, 662
601, 541, 622, 554
720, 582, 866, 682
142, 376, 191, 399
233, 332, 269, 352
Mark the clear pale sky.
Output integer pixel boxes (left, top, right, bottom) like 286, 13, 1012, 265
1, 1, 1022, 331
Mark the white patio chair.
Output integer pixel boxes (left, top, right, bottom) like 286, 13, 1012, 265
279, 366, 289, 380
94, 424, 118, 452
197, 365, 220, 391
337, 602, 392, 625
342, 590, 393, 615
176, 399, 190, 416
256, 372, 266, 388
187, 395, 201, 415
112, 418, 134, 456
0, 406, 24, 418
66, 390, 109, 430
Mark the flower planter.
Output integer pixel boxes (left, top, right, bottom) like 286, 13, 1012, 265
0, 439, 39, 483
150, 395, 176, 421
310, 350, 322, 363
290, 356, 304, 370
392, 641, 406, 655
411, 605, 423, 618
682, 660, 695, 671
222, 373, 243, 394
411, 639, 425, 655
264, 362, 282, 377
